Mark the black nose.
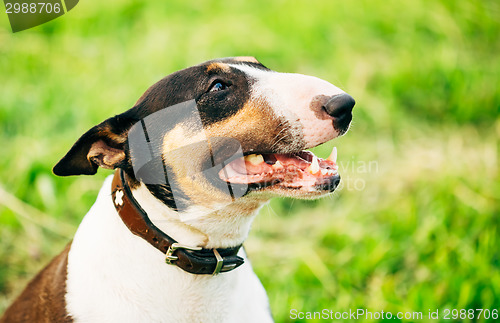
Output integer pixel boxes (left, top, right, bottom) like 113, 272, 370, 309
323, 93, 355, 121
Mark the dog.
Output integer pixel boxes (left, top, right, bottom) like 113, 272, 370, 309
1, 56, 354, 323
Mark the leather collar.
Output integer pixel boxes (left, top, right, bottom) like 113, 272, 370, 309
111, 169, 244, 275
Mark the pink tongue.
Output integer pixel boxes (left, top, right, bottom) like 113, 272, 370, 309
226, 159, 272, 175
274, 154, 309, 168
220, 155, 316, 186
221, 159, 271, 183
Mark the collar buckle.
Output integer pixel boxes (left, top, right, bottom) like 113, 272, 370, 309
212, 249, 223, 276
165, 242, 202, 265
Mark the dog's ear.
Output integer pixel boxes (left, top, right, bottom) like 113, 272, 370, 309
53, 115, 135, 176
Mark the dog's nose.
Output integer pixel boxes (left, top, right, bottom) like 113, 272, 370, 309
323, 93, 355, 121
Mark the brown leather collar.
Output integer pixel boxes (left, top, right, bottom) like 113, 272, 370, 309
111, 169, 244, 275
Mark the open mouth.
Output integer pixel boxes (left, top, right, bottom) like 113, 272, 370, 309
219, 146, 339, 191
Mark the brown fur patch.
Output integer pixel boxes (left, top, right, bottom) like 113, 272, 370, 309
0, 243, 73, 323
204, 100, 287, 152
232, 56, 260, 64
100, 125, 127, 144
88, 140, 126, 169
310, 94, 332, 120
206, 63, 230, 72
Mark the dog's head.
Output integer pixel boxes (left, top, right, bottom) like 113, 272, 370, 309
54, 57, 354, 212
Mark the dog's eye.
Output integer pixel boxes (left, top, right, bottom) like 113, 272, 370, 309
209, 81, 229, 92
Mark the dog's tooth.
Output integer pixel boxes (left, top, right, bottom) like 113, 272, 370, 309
308, 156, 320, 174
244, 154, 264, 165
327, 147, 337, 163
273, 160, 284, 169
321, 169, 327, 176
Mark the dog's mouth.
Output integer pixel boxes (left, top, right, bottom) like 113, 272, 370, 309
218, 146, 339, 191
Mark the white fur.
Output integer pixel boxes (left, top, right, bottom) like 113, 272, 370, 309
230, 64, 345, 148
65, 176, 273, 323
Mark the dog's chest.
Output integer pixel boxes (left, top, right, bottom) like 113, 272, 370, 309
64, 176, 271, 323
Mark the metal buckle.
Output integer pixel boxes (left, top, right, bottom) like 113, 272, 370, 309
165, 243, 202, 265
212, 249, 223, 276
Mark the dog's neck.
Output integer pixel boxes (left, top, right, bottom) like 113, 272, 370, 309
65, 176, 274, 322
130, 183, 270, 249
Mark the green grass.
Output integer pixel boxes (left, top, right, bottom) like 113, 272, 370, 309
1, 0, 499, 322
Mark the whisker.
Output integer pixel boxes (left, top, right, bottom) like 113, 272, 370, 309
269, 121, 290, 151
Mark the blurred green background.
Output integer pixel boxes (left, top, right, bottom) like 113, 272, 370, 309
1, 0, 499, 322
